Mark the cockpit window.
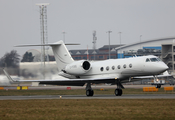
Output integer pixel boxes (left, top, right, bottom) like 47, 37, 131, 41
157, 58, 162, 61
150, 58, 158, 62
146, 58, 150, 62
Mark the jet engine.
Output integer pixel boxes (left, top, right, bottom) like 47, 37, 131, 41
64, 60, 91, 75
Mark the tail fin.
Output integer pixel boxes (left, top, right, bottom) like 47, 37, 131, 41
15, 40, 78, 72
51, 41, 74, 71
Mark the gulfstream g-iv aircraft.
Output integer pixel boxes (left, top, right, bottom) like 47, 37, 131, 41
3, 40, 169, 96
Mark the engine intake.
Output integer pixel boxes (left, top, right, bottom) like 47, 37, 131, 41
82, 61, 90, 70
64, 60, 91, 75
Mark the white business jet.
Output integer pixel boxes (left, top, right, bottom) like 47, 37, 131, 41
3, 40, 169, 96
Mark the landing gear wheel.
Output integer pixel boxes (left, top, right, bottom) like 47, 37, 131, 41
86, 90, 94, 96
156, 84, 161, 88
115, 89, 122, 96
91, 90, 94, 96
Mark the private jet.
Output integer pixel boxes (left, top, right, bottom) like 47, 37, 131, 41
3, 40, 169, 96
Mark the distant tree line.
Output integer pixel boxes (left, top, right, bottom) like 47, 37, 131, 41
0, 50, 20, 68
0, 50, 55, 76
21, 52, 34, 62
0, 50, 20, 75
21, 52, 55, 62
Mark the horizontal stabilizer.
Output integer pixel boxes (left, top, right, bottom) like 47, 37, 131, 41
15, 40, 79, 47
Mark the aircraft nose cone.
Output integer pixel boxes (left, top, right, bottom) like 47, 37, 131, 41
165, 65, 169, 70
159, 63, 169, 71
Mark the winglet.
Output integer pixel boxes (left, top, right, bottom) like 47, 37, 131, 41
3, 68, 17, 82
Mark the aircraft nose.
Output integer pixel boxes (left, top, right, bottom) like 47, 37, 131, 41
159, 63, 169, 71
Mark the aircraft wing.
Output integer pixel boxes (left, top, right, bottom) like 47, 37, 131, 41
20, 78, 116, 86
3, 68, 116, 86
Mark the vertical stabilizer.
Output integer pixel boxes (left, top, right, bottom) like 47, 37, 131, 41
50, 41, 74, 72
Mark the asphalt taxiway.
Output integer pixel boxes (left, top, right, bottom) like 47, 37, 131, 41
0, 94, 175, 100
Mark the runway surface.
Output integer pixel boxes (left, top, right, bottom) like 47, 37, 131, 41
0, 94, 175, 100
3, 84, 174, 90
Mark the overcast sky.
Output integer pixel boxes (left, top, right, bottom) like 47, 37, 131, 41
1, 0, 175, 58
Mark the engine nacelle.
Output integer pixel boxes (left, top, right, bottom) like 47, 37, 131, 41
64, 60, 91, 75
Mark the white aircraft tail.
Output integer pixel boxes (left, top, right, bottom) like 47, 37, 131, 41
15, 40, 78, 72
51, 41, 74, 71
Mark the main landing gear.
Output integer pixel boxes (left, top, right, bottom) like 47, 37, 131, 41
86, 83, 94, 96
86, 89, 94, 96
114, 88, 122, 96
114, 80, 124, 96
85, 81, 124, 97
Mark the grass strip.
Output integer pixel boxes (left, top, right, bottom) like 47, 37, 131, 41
0, 99, 175, 120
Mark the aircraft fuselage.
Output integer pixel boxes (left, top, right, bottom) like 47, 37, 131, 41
61, 55, 168, 80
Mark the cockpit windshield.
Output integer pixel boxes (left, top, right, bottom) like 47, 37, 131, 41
146, 58, 162, 62
157, 58, 162, 61
150, 58, 158, 62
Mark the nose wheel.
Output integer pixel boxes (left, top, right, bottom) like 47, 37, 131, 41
156, 84, 161, 88
114, 88, 122, 96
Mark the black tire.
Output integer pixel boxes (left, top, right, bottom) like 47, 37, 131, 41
86, 90, 94, 96
115, 89, 118, 96
156, 84, 161, 88
91, 90, 94, 96
86, 90, 90, 96
115, 89, 123, 96
118, 89, 122, 96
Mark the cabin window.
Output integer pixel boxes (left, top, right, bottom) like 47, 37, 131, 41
112, 66, 115, 70
106, 66, 109, 71
129, 64, 132, 68
123, 64, 126, 68
117, 65, 121, 69
100, 67, 104, 71
146, 58, 150, 62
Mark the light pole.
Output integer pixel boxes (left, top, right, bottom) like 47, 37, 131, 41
140, 35, 142, 84
107, 31, 112, 59
140, 35, 142, 49
36, 3, 49, 80
118, 32, 122, 58
62, 31, 66, 43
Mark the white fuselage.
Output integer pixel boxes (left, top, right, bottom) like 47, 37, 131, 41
60, 55, 168, 80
